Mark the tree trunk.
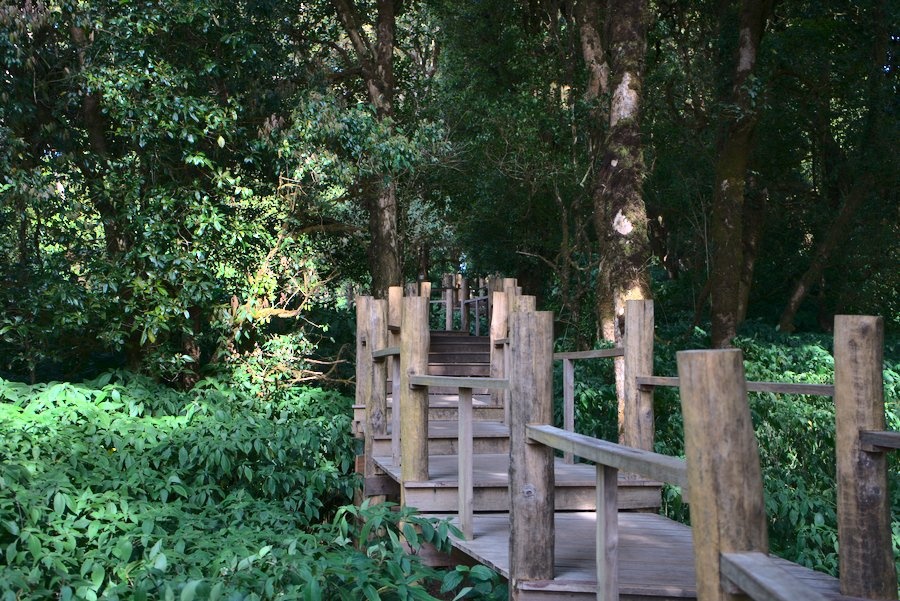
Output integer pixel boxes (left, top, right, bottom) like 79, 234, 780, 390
591, 0, 652, 441
333, 0, 402, 298
709, 0, 772, 348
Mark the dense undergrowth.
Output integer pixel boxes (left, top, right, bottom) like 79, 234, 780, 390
556, 318, 900, 580
0, 373, 502, 600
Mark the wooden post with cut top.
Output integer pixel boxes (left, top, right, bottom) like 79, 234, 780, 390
387, 286, 403, 466
623, 300, 654, 451
364, 299, 388, 478
677, 349, 768, 601
833, 315, 897, 599
400, 296, 430, 485
490, 291, 509, 408
508, 310, 555, 596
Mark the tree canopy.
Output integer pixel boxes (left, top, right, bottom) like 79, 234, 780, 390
1, 0, 897, 383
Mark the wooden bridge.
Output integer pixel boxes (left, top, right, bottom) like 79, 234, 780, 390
352, 276, 899, 601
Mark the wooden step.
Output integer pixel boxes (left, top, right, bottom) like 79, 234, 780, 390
427, 363, 491, 377
372, 420, 510, 456
353, 397, 504, 435
373, 454, 662, 513
428, 352, 490, 363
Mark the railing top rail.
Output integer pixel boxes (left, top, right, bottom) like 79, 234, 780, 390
372, 346, 400, 359
408, 374, 510, 390
859, 430, 900, 452
636, 376, 835, 397
720, 552, 829, 601
526, 424, 689, 490
554, 348, 624, 360
461, 295, 489, 305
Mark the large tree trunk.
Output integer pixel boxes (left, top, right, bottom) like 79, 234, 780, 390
333, 0, 402, 298
591, 0, 652, 441
709, 0, 772, 348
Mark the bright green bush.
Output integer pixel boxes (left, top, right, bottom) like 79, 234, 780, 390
0, 373, 494, 600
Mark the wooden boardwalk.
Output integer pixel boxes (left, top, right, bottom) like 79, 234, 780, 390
354, 280, 899, 601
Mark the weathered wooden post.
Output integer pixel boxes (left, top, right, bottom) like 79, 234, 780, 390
388, 286, 403, 465
400, 296, 430, 485
365, 299, 388, 478
490, 291, 509, 409
677, 349, 768, 601
623, 300, 654, 451
563, 357, 575, 464
443, 273, 455, 330
509, 310, 555, 596
420, 280, 432, 300
834, 315, 897, 599
460, 277, 470, 333
355, 295, 372, 440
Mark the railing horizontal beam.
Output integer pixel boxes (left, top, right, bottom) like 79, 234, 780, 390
859, 429, 900, 452
553, 348, 624, 360
372, 346, 400, 359
408, 374, 510, 390
636, 376, 835, 397
720, 552, 828, 601
525, 425, 689, 490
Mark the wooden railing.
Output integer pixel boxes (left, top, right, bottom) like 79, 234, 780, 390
510, 312, 898, 601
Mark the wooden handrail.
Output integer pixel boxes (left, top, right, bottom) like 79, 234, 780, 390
372, 346, 400, 359
636, 375, 835, 397
720, 552, 828, 601
553, 348, 624, 360
525, 425, 689, 491
408, 374, 509, 390
859, 430, 900, 452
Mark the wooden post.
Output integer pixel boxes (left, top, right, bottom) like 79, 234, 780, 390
458, 387, 474, 539
677, 349, 768, 601
405, 282, 418, 296
443, 273, 454, 330
514, 294, 536, 313
563, 358, 575, 464
509, 311, 555, 593
460, 277, 470, 333
355, 296, 372, 438
623, 300, 654, 451
365, 300, 388, 477
596, 464, 618, 601
834, 315, 897, 599
388, 287, 403, 465
420, 280, 432, 300
400, 296, 430, 484
489, 291, 509, 408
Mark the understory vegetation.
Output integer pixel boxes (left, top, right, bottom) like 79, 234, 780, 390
557, 316, 900, 580
0, 373, 504, 600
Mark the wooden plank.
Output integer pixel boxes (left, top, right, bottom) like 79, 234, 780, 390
636, 375, 835, 397
364, 476, 400, 497
859, 429, 900, 452
509, 311, 555, 592
400, 297, 430, 484
833, 315, 897, 598
391, 354, 401, 465
596, 465, 618, 601
526, 425, 689, 490
490, 292, 508, 408
460, 278, 469, 332
721, 552, 829, 601
372, 346, 400, 359
624, 300, 654, 451
409, 374, 509, 390
458, 387, 474, 540
365, 299, 388, 479
677, 349, 768, 601
553, 348, 624, 360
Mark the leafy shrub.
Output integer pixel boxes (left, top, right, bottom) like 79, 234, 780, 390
0, 373, 485, 600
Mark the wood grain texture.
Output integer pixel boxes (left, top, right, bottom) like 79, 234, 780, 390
859, 430, 900, 452
677, 349, 768, 601
400, 296, 430, 483
509, 311, 556, 591
408, 374, 509, 390
563, 358, 575, 464
623, 300, 654, 451
721, 552, 828, 601
490, 291, 509, 408
636, 376, 835, 397
354, 296, 372, 411
833, 315, 897, 599
554, 348, 625, 360
365, 299, 388, 478
526, 425, 688, 490
458, 387, 474, 539
596, 465, 618, 601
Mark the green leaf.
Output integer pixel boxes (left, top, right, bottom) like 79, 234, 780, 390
440, 569, 464, 594
208, 582, 224, 601
180, 579, 202, 601
154, 552, 168, 572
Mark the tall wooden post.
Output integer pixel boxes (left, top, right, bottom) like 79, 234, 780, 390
834, 315, 897, 599
623, 300, 654, 451
443, 273, 455, 330
355, 296, 372, 438
509, 311, 555, 594
677, 349, 768, 601
400, 296, 430, 484
490, 291, 509, 408
365, 299, 388, 477
388, 286, 403, 465
460, 277, 470, 333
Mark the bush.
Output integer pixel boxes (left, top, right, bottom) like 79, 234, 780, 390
0, 373, 491, 600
